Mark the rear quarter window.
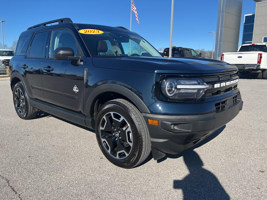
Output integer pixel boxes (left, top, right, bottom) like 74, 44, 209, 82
15, 33, 32, 56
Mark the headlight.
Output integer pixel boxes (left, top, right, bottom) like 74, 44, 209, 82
161, 78, 210, 100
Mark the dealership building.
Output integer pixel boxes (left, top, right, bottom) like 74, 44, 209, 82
250, 0, 267, 43
215, 0, 267, 59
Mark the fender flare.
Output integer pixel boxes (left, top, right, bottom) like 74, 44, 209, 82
84, 83, 150, 118
10, 71, 34, 98
10, 71, 24, 89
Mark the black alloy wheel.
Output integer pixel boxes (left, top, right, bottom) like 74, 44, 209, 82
96, 99, 151, 168
14, 86, 26, 118
99, 112, 133, 159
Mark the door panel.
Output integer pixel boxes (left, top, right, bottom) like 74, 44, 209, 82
41, 28, 85, 112
24, 59, 46, 99
26, 31, 50, 99
41, 59, 85, 111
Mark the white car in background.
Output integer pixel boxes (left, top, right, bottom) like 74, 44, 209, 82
0, 49, 14, 74
221, 43, 267, 79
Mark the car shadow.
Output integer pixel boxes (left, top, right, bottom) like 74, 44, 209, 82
173, 150, 230, 200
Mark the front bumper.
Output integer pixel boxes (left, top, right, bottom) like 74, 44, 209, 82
143, 95, 243, 155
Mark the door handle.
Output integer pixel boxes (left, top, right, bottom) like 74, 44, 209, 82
22, 64, 28, 69
43, 66, 54, 72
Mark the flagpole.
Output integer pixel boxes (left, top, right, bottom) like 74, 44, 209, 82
169, 0, 174, 58
130, 0, 133, 55
130, 0, 133, 31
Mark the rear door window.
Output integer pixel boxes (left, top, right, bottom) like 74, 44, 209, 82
29, 31, 50, 58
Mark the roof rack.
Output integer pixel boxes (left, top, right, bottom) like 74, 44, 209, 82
28, 18, 73, 30
117, 26, 129, 31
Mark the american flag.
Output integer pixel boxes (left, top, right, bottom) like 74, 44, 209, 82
131, 0, 139, 24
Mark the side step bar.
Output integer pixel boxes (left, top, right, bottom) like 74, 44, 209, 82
29, 98, 92, 129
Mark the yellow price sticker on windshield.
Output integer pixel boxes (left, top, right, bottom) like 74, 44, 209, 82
79, 29, 104, 35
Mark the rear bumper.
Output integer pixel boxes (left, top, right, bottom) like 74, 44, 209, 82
235, 64, 260, 71
143, 96, 243, 155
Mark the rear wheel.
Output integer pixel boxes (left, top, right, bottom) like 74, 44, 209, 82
13, 82, 38, 119
95, 99, 151, 168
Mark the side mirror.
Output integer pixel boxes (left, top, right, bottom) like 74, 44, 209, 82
54, 47, 74, 60
198, 53, 202, 57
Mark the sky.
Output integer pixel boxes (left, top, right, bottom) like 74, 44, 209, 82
0, 0, 256, 51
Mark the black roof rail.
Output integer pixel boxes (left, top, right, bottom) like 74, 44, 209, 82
116, 26, 129, 31
28, 18, 73, 30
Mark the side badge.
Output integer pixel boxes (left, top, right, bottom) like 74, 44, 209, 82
73, 85, 79, 93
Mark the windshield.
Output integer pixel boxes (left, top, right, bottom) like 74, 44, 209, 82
0, 50, 14, 56
239, 45, 267, 52
80, 30, 161, 57
191, 49, 199, 57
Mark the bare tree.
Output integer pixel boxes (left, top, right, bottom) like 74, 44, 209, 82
10, 41, 17, 51
196, 49, 213, 59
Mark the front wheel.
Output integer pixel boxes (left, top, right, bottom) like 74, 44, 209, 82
95, 99, 151, 168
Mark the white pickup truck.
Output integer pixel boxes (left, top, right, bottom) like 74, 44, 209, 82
0, 49, 14, 74
221, 43, 267, 79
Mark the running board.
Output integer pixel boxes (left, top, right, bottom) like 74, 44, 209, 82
29, 98, 92, 128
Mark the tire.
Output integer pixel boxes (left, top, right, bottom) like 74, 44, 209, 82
12, 81, 38, 119
95, 99, 151, 168
256, 71, 263, 79
263, 70, 267, 79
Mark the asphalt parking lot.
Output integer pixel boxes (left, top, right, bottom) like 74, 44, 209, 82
0, 78, 266, 200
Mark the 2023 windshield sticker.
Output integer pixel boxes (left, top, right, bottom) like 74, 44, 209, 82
78, 29, 104, 35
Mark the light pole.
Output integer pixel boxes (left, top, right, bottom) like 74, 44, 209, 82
169, 0, 174, 58
0, 20, 5, 49
209, 31, 215, 59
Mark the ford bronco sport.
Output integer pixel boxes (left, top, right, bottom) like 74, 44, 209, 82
10, 18, 243, 168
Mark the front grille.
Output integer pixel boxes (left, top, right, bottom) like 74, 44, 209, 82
203, 72, 239, 97
2, 59, 10, 66
210, 84, 238, 96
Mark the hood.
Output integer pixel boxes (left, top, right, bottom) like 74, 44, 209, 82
92, 57, 237, 75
